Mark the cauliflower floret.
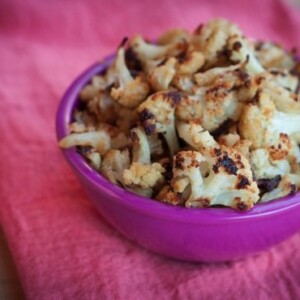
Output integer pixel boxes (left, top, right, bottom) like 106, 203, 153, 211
191, 19, 242, 67
130, 127, 151, 164
176, 120, 218, 154
171, 150, 259, 210
250, 149, 291, 179
239, 92, 300, 169
262, 79, 300, 113
101, 149, 130, 184
137, 91, 181, 156
129, 128, 164, 164
268, 69, 299, 92
194, 65, 239, 86
155, 185, 184, 205
172, 73, 196, 93
260, 174, 300, 203
176, 80, 242, 131
227, 35, 265, 74
177, 68, 265, 131
59, 130, 110, 154
148, 57, 177, 91
110, 46, 150, 108
218, 133, 252, 159
86, 92, 119, 125
176, 51, 205, 74
254, 41, 296, 70
96, 123, 129, 149
130, 35, 187, 63
86, 151, 102, 170
76, 147, 102, 170
123, 162, 165, 197
123, 163, 165, 188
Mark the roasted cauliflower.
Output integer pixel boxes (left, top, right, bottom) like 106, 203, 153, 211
59, 18, 300, 211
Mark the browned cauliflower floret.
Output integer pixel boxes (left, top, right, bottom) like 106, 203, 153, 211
226, 35, 264, 74
85, 92, 119, 125
137, 91, 181, 156
250, 149, 291, 180
177, 68, 265, 131
59, 123, 129, 155
155, 185, 184, 205
123, 162, 165, 197
191, 18, 242, 67
176, 120, 218, 154
110, 46, 150, 108
262, 79, 300, 113
218, 133, 252, 160
59, 130, 111, 154
101, 149, 130, 184
148, 57, 177, 91
176, 51, 205, 74
130, 127, 164, 165
260, 174, 300, 203
254, 41, 296, 70
171, 150, 259, 210
130, 35, 187, 63
172, 73, 196, 93
268, 69, 299, 92
239, 92, 300, 170
176, 79, 242, 131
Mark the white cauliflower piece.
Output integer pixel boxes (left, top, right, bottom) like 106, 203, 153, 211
218, 133, 251, 159
251, 149, 291, 179
85, 92, 119, 125
155, 185, 185, 205
130, 35, 187, 62
110, 46, 150, 108
254, 41, 296, 70
172, 73, 195, 93
262, 79, 300, 113
123, 162, 165, 197
176, 120, 218, 154
176, 51, 205, 74
148, 57, 177, 91
191, 18, 243, 67
137, 91, 181, 156
239, 92, 300, 170
101, 149, 130, 184
176, 81, 242, 131
129, 127, 164, 165
227, 35, 265, 74
171, 150, 259, 210
59, 131, 110, 154
260, 174, 300, 203
268, 69, 299, 92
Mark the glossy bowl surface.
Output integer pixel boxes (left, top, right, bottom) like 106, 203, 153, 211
56, 56, 300, 262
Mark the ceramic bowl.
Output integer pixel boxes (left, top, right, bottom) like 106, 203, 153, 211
56, 56, 300, 262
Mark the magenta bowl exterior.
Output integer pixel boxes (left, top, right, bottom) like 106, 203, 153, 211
56, 57, 300, 262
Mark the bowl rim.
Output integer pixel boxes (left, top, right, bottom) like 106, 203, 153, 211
56, 56, 300, 224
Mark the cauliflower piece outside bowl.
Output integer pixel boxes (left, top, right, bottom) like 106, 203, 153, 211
56, 56, 300, 262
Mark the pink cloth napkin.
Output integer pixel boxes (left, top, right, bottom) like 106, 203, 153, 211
1, 0, 300, 298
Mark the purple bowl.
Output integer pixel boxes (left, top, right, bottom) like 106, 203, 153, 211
56, 56, 300, 262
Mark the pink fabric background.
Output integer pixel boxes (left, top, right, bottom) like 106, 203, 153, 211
1, 0, 300, 298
